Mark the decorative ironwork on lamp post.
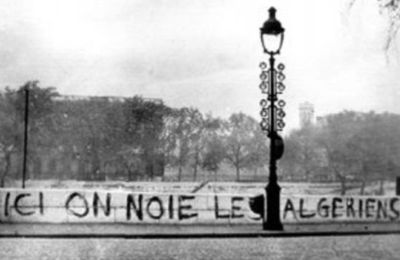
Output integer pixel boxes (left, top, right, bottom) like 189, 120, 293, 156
259, 7, 285, 230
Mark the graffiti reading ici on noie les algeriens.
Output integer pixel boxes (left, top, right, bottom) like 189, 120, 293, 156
0, 191, 399, 222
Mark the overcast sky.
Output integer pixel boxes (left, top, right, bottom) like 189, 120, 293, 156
0, 0, 399, 129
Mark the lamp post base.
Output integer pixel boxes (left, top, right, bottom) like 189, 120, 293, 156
263, 182, 283, 231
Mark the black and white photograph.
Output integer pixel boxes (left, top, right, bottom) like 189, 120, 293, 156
0, 0, 400, 259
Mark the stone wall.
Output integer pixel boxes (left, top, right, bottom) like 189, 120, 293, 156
1, 189, 399, 224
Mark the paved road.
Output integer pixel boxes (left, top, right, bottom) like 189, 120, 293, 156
1, 235, 399, 260
2, 222, 400, 237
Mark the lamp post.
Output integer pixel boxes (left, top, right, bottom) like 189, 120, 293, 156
259, 7, 285, 230
22, 85, 30, 189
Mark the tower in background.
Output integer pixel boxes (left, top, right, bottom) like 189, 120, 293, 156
299, 102, 314, 128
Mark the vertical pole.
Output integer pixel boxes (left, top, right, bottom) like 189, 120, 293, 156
22, 87, 29, 189
269, 55, 277, 184
263, 54, 283, 230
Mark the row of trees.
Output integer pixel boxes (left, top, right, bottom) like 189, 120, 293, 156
282, 111, 400, 194
1, 82, 399, 193
0, 82, 269, 185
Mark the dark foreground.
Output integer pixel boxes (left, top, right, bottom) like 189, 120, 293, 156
1, 234, 399, 260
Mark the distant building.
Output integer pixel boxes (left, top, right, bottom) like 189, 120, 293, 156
299, 102, 314, 128
53, 94, 163, 105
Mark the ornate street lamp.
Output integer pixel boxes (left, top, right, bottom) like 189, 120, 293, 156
259, 7, 285, 230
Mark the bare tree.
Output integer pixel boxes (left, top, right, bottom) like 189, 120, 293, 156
345, 0, 400, 62
224, 113, 267, 181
